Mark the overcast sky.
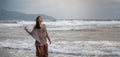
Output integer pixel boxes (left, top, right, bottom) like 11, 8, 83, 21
0, 0, 120, 19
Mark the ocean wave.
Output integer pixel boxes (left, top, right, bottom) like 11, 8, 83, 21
49, 20, 120, 26
0, 39, 120, 55
0, 20, 120, 30
0, 20, 120, 26
0, 20, 35, 29
0, 21, 17, 23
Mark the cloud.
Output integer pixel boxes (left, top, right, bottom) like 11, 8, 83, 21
1, 0, 120, 19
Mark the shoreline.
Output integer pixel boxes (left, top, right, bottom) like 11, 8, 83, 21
0, 47, 119, 57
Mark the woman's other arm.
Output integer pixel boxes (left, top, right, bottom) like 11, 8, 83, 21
46, 30, 51, 44
44, 24, 51, 44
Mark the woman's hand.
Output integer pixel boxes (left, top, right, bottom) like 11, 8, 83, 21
24, 26, 28, 31
24, 26, 32, 35
49, 40, 51, 44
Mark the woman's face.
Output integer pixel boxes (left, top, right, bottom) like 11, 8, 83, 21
38, 17, 43, 24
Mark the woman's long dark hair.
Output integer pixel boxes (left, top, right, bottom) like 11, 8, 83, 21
35, 16, 41, 29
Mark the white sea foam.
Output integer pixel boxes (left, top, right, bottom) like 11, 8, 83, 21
0, 38, 35, 50
44, 20, 120, 26
0, 20, 120, 30
49, 41, 120, 55
0, 39, 120, 55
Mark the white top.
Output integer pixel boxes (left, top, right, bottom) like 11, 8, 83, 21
31, 24, 48, 46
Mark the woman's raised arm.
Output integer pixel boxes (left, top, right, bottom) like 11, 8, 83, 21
24, 26, 32, 35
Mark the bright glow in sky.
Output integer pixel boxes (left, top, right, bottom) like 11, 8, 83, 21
1, 0, 120, 19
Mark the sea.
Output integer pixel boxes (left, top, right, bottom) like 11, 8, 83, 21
0, 19, 120, 57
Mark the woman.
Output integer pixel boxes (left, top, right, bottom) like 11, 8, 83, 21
24, 16, 51, 57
